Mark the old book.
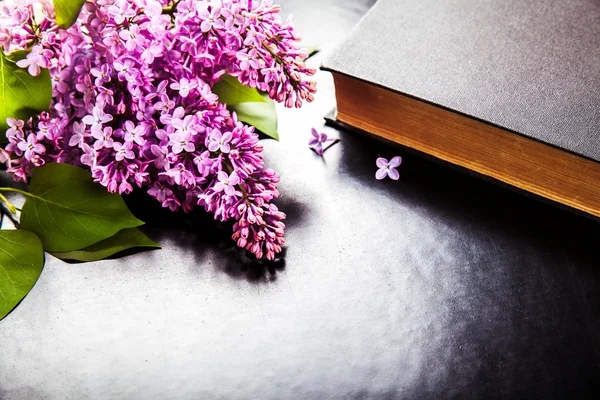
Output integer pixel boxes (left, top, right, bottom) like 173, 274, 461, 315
322, 0, 600, 218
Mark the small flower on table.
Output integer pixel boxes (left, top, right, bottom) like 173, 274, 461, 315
308, 128, 339, 156
376, 156, 402, 180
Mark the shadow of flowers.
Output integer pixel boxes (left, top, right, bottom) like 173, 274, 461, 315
123, 190, 289, 282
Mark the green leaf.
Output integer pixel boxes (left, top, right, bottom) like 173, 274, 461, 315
230, 94, 279, 140
52, 228, 160, 262
53, 0, 86, 29
0, 51, 52, 141
212, 74, 266, 105
20, 163, 144, 253
0, 229, 44, 321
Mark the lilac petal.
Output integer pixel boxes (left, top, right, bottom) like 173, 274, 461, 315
249, 59, 261, 69
28, 64, 41, 76
15, 59, 30, 69
214, 182, 225, 192
82, 115, 96, 125
388, 168, 400, 180
224, 185, 235, 196
185, 143, 195, 152
217, 171, 228, 181
314, 142, 323, 156
375, 168, 387, 180
211, 131, 222, 141
389, 156, 402, 168
208, 141, 220, 152
200, 21, 212, 32
311, 128, 319, 138
68, 134, 82, 147
221, 143, 230, 153
172, 144, 183, 154
376, 157, 388, 168
308, 138, 319, 146
197, 9, 210, 19
151, 145, 162, 156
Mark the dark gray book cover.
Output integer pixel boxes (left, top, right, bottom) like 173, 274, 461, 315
323, 0, 600, 162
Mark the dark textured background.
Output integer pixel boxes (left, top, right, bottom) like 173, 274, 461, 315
1, 1, 600, 399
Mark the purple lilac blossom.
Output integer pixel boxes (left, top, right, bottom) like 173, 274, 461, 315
375, 157, 402, 180
0, 0, 317, 260
308, 128, 338, 156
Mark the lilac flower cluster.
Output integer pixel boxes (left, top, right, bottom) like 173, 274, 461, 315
0, 0, 317, 260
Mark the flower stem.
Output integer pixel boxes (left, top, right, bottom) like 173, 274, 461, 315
0, 187, 33, 198
261, 40, 299, 89
162, 0, 181, 17
0, 193, 18, 215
